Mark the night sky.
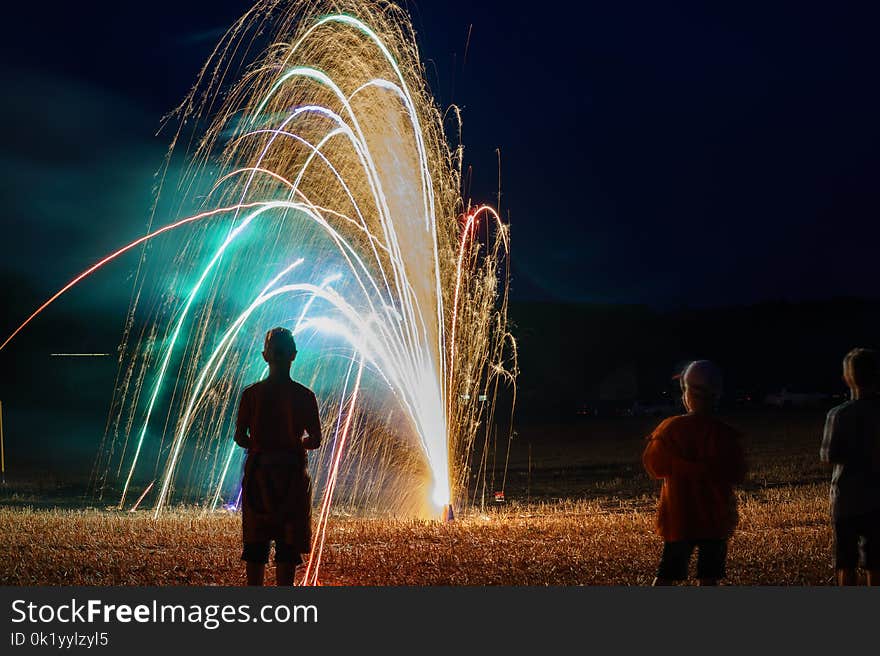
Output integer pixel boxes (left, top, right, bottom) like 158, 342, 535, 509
2, 0, 879, 313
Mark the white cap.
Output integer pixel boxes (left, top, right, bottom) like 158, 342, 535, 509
681, 360, 723, 399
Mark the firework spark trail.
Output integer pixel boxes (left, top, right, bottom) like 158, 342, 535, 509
4, 2, 517, 556
303, 357, 364, 586
447, 208, 479, 415
0, 202, 271, 354
279, 14, 446, 396
129, 480, 155, 513
150, 182, 446, 514
126, 201, 316, 509
138, 80, 440, 509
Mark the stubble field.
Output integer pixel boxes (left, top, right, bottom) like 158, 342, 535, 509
0, 410, 840, 585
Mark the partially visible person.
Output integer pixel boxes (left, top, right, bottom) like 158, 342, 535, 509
643, 360, 747, 585
234, 327, 322, 586
820, 347, 880, 586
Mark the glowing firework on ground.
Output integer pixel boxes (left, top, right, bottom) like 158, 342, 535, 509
1, 0, 516, 583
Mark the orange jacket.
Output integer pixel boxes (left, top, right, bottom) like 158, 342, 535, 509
642, 413, 747, 542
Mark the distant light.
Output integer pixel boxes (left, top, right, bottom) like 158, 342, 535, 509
478, 394, 488, 402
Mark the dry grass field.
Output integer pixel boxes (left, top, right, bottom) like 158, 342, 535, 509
0, 410, 843, 585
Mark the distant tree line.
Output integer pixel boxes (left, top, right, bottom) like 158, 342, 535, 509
508, 297, 880, 421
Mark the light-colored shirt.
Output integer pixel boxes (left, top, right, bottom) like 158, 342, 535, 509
820, 397, 880, 519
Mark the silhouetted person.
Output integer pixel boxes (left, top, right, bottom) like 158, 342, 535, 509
234, 327, 322, 586
820, 348, 880, 586
643, 360, 747, 585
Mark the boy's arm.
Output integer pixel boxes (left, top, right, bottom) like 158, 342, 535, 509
820, 407, 847, 464
302, 392, 322, 450
643, 423, 708, 479
234, 389, 251, 449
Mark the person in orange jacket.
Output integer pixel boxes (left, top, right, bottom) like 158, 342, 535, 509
643, 360, 747, 585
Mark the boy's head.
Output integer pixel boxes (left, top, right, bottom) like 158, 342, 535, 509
843, 348, 879, 393
262, 327, 297, 365
679, 360, 722, 413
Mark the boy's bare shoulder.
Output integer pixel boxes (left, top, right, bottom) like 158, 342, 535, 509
290, 379, 317, 399
241, 381, 264, 396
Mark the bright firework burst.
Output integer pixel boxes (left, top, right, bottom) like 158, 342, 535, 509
1, 0, 516, 582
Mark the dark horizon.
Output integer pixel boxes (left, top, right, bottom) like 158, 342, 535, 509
2, 294, 878, 473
